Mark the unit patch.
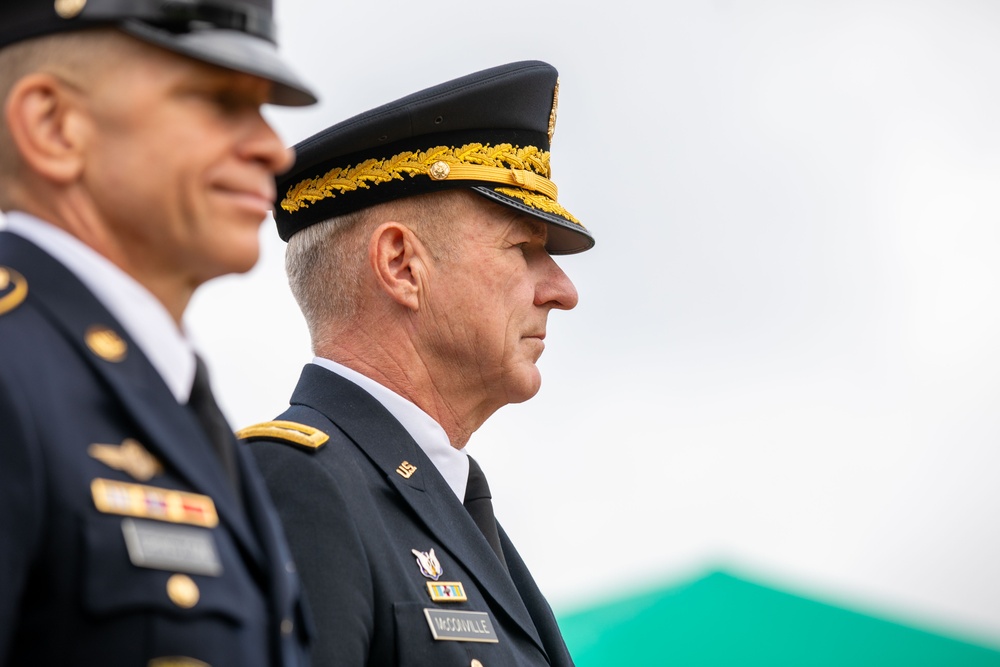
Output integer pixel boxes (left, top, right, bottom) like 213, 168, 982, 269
122, 518, 222, 576
411, 548, 443, 580
423, 609, 499, 643
91, 478, 218, 527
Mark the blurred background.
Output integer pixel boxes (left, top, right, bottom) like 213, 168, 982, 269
187, 0, 1000, 663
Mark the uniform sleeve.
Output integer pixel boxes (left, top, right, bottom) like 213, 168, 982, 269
249, 442, 375, 667
0, 368, 44, 664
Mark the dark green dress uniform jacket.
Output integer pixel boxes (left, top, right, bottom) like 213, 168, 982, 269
0, 232, 311, 666
245, 363, 575, 667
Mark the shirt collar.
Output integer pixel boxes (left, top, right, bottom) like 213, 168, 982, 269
311, 356, 470, 501
3, 211, 197, 403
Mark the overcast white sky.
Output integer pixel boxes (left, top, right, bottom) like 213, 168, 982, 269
183, 0, 1000, 646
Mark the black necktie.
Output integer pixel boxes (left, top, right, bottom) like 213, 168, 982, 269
464, 456, 507, 570
188, 356, 241, 498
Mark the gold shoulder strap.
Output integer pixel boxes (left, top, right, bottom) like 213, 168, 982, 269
236, 420, 329, 451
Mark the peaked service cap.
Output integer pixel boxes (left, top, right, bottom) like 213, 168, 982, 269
0, 0, 316, 106
275, 60, 594, 254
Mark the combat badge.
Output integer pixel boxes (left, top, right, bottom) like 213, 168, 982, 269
0, 267, 27, 317
91, 478, 218, 528
412, 548, 443, 580
89, 438, 164, 481
427, 581, 467, 603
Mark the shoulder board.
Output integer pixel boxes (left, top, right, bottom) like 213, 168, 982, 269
0, 267, 28, 317
236, 420, 329, 452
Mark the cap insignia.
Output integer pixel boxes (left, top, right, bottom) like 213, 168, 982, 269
88, 438, 164, 481
0, 267, 28, 317
54, 0, 87, 19
548, 78, 559, 144
85, 325, 127, 362
411, 548, 443, 580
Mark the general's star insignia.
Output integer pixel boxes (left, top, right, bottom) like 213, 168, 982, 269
88, 438, 164, 481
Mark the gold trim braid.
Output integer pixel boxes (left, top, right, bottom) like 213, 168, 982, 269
236, 420, 329, 451
495, 188, 581, 224
0, 267, 28, 317
281, 143, 557, 214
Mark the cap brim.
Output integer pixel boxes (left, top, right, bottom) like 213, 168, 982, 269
472, 186, 594, 255
120, 20, 317, 107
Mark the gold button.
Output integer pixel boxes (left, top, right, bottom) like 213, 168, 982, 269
85, 325, 128, 362
471, 660, 484, 667
281, 619, 294, 635
166, 574, 199, 608
428, 161, 451, 180
54, 0, 87, 19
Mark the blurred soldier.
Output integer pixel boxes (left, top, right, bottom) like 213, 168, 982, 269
241, 61, 594, 666
0, 2, 316, 665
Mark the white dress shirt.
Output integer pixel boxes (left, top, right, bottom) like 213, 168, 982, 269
3, 211, 197, 403
311, 356, 470, 502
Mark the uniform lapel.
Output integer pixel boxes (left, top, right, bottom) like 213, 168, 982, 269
290, 364, 548, 656
0, 233, 262, 565
500, 525, 575, 667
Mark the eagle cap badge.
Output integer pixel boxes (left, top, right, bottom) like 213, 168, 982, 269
411, 548, 443, 580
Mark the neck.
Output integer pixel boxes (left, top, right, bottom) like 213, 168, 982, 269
316, 334, 498, 449
10, 190, 193, 324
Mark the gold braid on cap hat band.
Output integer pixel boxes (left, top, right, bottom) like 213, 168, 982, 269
281, 143, 577, 223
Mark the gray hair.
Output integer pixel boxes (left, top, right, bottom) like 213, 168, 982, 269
284, 190, 470, 350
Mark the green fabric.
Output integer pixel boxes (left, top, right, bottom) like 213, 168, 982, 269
557, 571, 1000, 666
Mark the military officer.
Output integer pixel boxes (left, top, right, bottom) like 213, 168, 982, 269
0, 2, 316, 665
240, 61, 594, 666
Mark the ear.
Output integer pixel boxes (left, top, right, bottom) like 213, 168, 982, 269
369, 221, 429, 311
4, 73, 88, 185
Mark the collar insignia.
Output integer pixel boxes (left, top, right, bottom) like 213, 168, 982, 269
397, 461, 417, 479
89, 438, 164, 481
85, 325, 128, 362
412, 548, 443, 580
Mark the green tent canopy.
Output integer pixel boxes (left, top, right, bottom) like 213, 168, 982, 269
557, 570, 1000, 666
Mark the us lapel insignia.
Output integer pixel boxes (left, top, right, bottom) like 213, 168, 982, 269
427, 581, 468, 603
88, 438, 164, 481
397, 461, 417, 479
412, 548, 443, 580
91, 478, 218, 528
85, 325, 128, 362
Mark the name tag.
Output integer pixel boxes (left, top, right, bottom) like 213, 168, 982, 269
423, 609, 499, 643
122, 518, 222, 576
